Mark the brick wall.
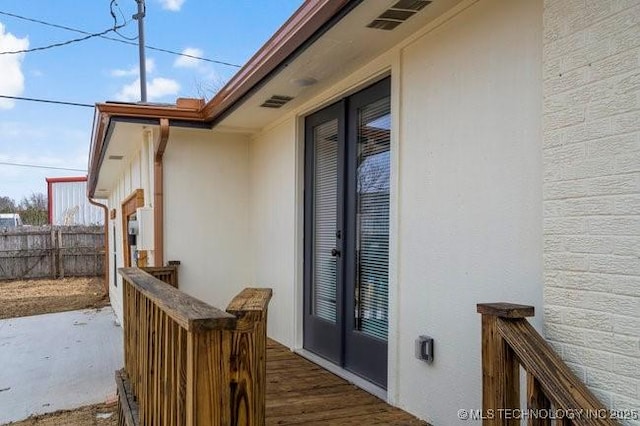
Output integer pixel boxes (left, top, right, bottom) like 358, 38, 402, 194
543, 0, 640, 418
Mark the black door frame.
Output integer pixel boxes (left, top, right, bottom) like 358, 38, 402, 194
303, 100, 346, 364
303, 77, 391, 389
344, 77, 390, 388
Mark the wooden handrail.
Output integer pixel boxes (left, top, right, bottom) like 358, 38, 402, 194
478, 303, 618, 426
117, 267, 272, 425
142, 265, 179, 288
119, 267, 235, 332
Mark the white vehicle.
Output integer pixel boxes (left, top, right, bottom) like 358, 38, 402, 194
0, 213, 22, 230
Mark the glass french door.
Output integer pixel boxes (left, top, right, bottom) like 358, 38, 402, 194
304, 77, 391, 389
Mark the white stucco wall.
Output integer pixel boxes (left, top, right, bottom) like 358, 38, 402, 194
107, 137, 150, 322
103, 127, 253, 323
163, 128, 252, 309
248, 120, 298, 346
245, 0, 544, 423
396, 0, 543, 422
543, 0, 640, 420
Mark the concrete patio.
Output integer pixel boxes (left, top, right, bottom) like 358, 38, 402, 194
0, 307, 123, 424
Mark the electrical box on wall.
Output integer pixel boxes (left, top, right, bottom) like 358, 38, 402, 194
415, 335, 434, 364
136, 207, 154, 250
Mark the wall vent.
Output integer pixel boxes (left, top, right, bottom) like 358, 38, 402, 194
260, 95, 294, 108
367, 0, 431, 31
108, 155, 124, 160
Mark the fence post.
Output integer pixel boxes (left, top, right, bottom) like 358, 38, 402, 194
50, 228, 56, 279
57, 229, 64, 279
477, 303, 534, 426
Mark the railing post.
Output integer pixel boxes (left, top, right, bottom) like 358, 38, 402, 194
477, 303, 535, 426
226, 288, 273, 426
186, 328, 232, 426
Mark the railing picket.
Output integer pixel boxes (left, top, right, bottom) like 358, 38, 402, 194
527, 372, 550, 426
162, 312, 169, 425
145, 297, 152, 425
139, 296, 146, 426
178, 326, 185, 426
153, 303, 160, 425
169, 318, 176, 426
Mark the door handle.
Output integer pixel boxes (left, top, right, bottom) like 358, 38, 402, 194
331, 248, 341, 257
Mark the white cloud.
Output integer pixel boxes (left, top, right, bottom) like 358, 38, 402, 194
173, 47, 203, 69
158, 0, 185, 11
110, 58, 156, 77
0, 23, 29, 109
115, 77, 180, 102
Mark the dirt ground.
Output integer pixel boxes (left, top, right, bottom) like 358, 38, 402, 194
6, 403, 117, 426
0, 276, 109, 320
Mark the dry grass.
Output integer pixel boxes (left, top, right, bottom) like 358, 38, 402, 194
0, 277, 109, 320
6, 403, 118, 426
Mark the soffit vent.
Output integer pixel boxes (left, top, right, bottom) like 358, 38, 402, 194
260, 95, 294, 108
367, 0, 432, 31
108, 155, 124, 160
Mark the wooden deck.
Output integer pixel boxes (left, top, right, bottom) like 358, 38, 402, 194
266, 339, 427, 425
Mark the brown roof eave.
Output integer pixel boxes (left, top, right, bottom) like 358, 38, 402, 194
96, 102, 204, 121
87, 104, 206, 198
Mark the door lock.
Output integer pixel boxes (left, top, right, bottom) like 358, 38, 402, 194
331, 248, 341, 257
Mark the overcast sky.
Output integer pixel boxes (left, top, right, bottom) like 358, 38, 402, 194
0, 0, 302, 202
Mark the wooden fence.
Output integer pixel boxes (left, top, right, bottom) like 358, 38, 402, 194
0, 226, 104, 280
117, 267, 272, 426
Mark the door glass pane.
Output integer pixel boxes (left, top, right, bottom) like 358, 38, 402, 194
313, 119, 339, 323
355, 97, 390, 341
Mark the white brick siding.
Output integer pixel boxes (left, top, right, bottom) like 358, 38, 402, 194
543, 0, 640, 421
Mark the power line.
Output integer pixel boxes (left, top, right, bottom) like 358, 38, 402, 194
0, 95, 94, 108
0, 10, 242, 68
0, 162, 87, 173
0, 26, 125, 55
0, 3, 127, 55
112, 1, 139, 41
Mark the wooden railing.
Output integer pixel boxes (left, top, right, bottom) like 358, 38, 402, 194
116, 267, 272, 426
141, 265, 179, 288
477, 303, 618, 426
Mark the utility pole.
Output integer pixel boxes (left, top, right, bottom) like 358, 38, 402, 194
133, 0, 147, 102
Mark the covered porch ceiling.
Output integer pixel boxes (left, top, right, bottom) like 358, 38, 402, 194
217, 0, 464, 131
93, 120, 157, 199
